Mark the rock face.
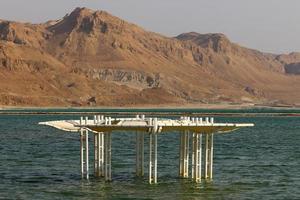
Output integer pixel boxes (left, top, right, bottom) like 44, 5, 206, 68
0, 7, 300, 107
284, 63, 300, 75
275, 52, 300, 75
85, 69, 161, 89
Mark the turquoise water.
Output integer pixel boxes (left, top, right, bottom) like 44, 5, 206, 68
0, 110, 300, 199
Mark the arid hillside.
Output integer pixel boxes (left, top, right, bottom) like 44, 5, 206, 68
0, 7, 299, 107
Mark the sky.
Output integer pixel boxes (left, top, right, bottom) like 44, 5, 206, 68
0, 0, 299, 54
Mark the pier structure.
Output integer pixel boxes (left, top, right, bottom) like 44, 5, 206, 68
39, 115, 253, 184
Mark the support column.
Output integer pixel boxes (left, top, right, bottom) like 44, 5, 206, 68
192, 133, 202, 183
149, 133, 158, 184
85, 129, 89, 179
80, 117, 89, 179
179, 132, 184, 177
209, 133, 214, 179
149, 133, 152, 184
141, 133, 145, 176
94, 133, 99, 176
80, 126, 84, 178
136, 131, 140, 176
183, 130, 189, 178
94, 132, 104, 177
191, 133, 195, 179
99, 133, 104, 177
154, 133, 157, 183
136, 132, 144, 177
179, 130, 189, 178
80, 127, 89, 179
104, 132, 112, 181
205, 133, 214, 180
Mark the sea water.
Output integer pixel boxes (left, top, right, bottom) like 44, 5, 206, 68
0, 109, 299, 199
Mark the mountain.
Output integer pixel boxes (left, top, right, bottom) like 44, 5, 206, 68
0, 7, 300, 107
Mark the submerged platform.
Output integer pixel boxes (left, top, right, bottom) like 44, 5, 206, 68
39, 115, 254, 184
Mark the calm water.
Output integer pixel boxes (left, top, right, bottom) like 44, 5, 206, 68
0, 110, 300, 199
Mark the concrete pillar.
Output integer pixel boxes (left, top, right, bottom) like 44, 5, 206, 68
209, 133, 214, 179
191, 133, 195, 179
93, 132, 104, 177
205, 133, 214, 180
84, 117, 89, 179
149, 133, 153, 184
149, 133, 158, 184
179, 130, 190, 178
80, 129, 89, 179
154, 133, 157, 183
192, 133, 202, 183
183, 130, 189, 178
205, 134, 209, 179
94, 133, 98, 176
179, 131, 184, 177
85, 130, 89, 179
141, 133, 144, 176
80, 117, 84, 178
136, 131, 140, 176
104, 132, 112, 181
100, 133, 104, 176
97, 133, 101, 177
205, 117, 209, 123
93, 115, 97, 124
136, 132, 144, 177
198, 134, 203, 182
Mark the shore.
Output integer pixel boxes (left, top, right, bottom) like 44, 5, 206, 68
1, 103, 299, 117
0, 102, 299, 110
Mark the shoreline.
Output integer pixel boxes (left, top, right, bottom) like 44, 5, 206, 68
1, 103, 299, 111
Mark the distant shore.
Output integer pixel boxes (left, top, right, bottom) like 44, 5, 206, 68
1, 103, 299, 117
1, 103, 299, 110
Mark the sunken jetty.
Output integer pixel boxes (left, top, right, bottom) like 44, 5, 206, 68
39, 115, 254, 184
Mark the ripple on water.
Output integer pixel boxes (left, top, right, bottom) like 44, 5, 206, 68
0, 113, 299, 199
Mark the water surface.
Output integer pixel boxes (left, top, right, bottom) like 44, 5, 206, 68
0, 109, 299, 199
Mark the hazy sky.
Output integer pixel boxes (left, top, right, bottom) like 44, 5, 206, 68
0, 0, 299, 53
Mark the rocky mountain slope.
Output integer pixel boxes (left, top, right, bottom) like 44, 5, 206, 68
0, 7, 299, 107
